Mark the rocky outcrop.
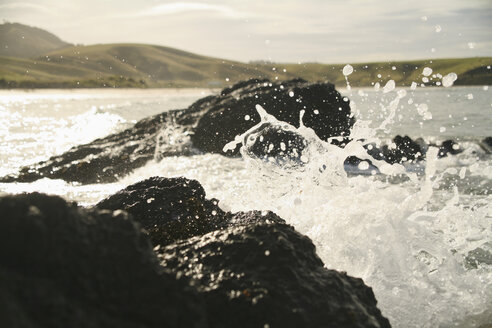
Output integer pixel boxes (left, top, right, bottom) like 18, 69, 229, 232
0, 79, 354, 184
0, 192, 206, 328
0, 110, 189, 184
191, 78, 354, 155
0, 177, 392, 327
159, 222, 391, 328
95, 176, 285, 246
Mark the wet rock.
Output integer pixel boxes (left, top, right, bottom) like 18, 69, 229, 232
159, 221, 391, 328
464, 242, 492, 269
0, 192, 206, 328
479, 136, 492, 154
191, 78, 355, 156
96, 176, 284, 246
0, 79, 354, 184
96, 176, 226, 246
382, 135, 425, 164
437, 139, 463, 158
0, 179, 391, 327
0, 110, 194, 184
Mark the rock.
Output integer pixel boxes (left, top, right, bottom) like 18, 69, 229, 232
159, 221, 391, 328
0, 178, 391, 327
464, 242, 492, 269
0, 79, 354, 184
0, 110, 193, 184
382, 135, 425, 164
96, 176, 285, 246
96, 176, 226, 246
479, 136, 492, 154
0, 192, 206, 328
191, 78, 355, 155
437, 139, 463, 158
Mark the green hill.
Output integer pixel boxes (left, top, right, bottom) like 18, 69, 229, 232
0, 23, 490, 88
0, 22, 71, 58
0, 43, 292, 88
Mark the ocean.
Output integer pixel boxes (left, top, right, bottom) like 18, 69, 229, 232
1, 84, 491, 327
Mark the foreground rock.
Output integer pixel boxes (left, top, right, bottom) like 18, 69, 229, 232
1, 177, 392, 327
0, 192, 206, 328
99, 176, 390, 327
0, 79, 354, 184
96, 176, 285, 246
160, 222, 391, 328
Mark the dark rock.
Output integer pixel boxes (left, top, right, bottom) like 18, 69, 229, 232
159, 221, 391, 328
437, 139, 463, 158
242, 124, 308, 163
382, 135, 424, 164
0, 179, 391, 328
191, 78, 355, 156
96, 176, 226, 246
0, 79, 354, 184
479, 137, 492, 154
0, 110, 194, 184
464, 242, 492, 269
0, 192, 206, 328
96, 176, 285, 246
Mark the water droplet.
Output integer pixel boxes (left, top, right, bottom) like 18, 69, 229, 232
467, 93, 474, 100
435, 25, 442, 33
244, 115, 250, 121
383, 80, 395, 93
342, 64, 354, 76
422, 67, 433, 76
467, 42, 475, 49
358, 161, 370, 170
289, 91, 294, 97
442, 73, 457, 87
439, 127, 446, 133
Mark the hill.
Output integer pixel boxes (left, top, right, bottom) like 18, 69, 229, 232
0, 23, 490, 88
0, 22, 71, 58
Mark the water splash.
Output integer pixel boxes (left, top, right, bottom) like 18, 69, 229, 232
220, 103, 492, 328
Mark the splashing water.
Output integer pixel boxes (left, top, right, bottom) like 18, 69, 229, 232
221, 102, 492, 327
343, 64, 354, 90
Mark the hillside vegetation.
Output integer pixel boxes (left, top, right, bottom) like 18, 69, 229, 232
0, 22, 71, 58
0, 23, 490, 88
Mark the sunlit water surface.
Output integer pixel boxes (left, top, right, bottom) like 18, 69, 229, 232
1, 86, 491, 328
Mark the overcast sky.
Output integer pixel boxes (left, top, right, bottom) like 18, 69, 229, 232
1, 0, 491, 63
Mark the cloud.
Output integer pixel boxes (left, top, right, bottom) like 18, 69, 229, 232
135, 2, 243, 18
0, 2, 55, 15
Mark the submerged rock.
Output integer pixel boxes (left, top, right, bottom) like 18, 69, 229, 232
160, 222, 391, 328
0, 192, 206, 328
191, 78, 355, 155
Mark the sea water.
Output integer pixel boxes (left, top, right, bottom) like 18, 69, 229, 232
0, 85, 491, 327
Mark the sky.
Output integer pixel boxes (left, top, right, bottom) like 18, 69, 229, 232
0, 0, 491, 63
